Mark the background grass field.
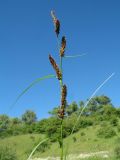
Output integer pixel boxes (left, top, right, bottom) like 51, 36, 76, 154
0, 125, 120, 160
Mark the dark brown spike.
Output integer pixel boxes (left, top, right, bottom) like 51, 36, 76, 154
61, 85, 67, 104
58, 85, 67, 119
55, 19, 60, 37
60, 36, 66, 57
49, 54, 62, 80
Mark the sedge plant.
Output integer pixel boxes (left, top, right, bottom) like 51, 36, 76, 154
0, 11, 115, 160
13, 10, 86, 160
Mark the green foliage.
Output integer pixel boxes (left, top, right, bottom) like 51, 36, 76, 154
0, 95, 119, 142
117, 125, 120, 132
85, 157, 107, 160
115, 108, 120, 118
97, 126, 116, 138
95, 95, 111, 105
0, 114, 10, 129
114, 145, 120, 159
36, 140, 51, 153
110, 116, 118, 126
80, 132, 86, 136
66, 102, 78, 116
100, 121, 108, 127
72, 136, 77, 142
45, 117, 61, 141
63, 113, 79, 134
102, 105, 116, 119
87, 95, 111, 115
22, 110, 37, 125
48, 107, 59, 116
35, 119, 48, 133
79, 117, 93, 128
11, 118, 21, 125
0, 146, 18, 160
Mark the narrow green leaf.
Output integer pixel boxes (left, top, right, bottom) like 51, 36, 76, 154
27, 138, 49, 160
0, 75, 56, 132
9, 74, 56, 111
64, 72, 115, 160
71, 72, 115, 135
64, 53, 87, 59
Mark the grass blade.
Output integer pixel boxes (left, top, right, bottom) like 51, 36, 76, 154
64, 72, 115, 160
8, 74, 56, 112
0, 74, 56, 132
64, 53, 87, 59
71, 72, 115, 134
27, 138, 49, 160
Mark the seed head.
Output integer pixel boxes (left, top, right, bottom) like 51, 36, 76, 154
58, 85, 67, 119
49, 54, 62, 80
60, 36, 66, 57
61, 85, 67, 107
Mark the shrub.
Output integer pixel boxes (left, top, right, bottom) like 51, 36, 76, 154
80, 132, 86, 136
114, 145, 120, 159
30, 135, 35, 141
100, 121, 108, 127
117, 125, 120, 132
72, 136, 77, 142
110, 117, 118, 126
0, 146, 17, 160
115, 137, 120, 143
97, 126, 116, 138
63, 113, 79, 134
79, 118, 93, 128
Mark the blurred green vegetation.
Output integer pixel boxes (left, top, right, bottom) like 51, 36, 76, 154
0, 95, 120, 159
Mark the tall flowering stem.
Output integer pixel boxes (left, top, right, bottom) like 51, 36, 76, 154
58, 36, 67, 160
50, 11, 67, 160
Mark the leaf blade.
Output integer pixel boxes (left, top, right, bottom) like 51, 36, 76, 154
64, 72, 115, 160
9, 74, 56, 112
64, 53, 87, 59
27, 138, 49, 160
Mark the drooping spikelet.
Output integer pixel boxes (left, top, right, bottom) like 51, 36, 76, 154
58, 85, 67, 119
60, 36, 66, 57
51, 10, 60, 37
49, 54, 62, 80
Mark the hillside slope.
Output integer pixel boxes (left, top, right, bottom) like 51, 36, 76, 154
0, 125, 120, 160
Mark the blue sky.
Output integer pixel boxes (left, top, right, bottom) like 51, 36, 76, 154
0, 0, 120, 119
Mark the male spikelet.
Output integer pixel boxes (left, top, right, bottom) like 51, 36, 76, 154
60, 36, 66, 57
49, 54, 62, 80
51, 10, 60, 37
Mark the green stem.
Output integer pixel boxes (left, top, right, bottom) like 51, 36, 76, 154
57, 37, 64, 160
60, 119, 63, 160
60, 56, 63, 160
60, 56, 63, 74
